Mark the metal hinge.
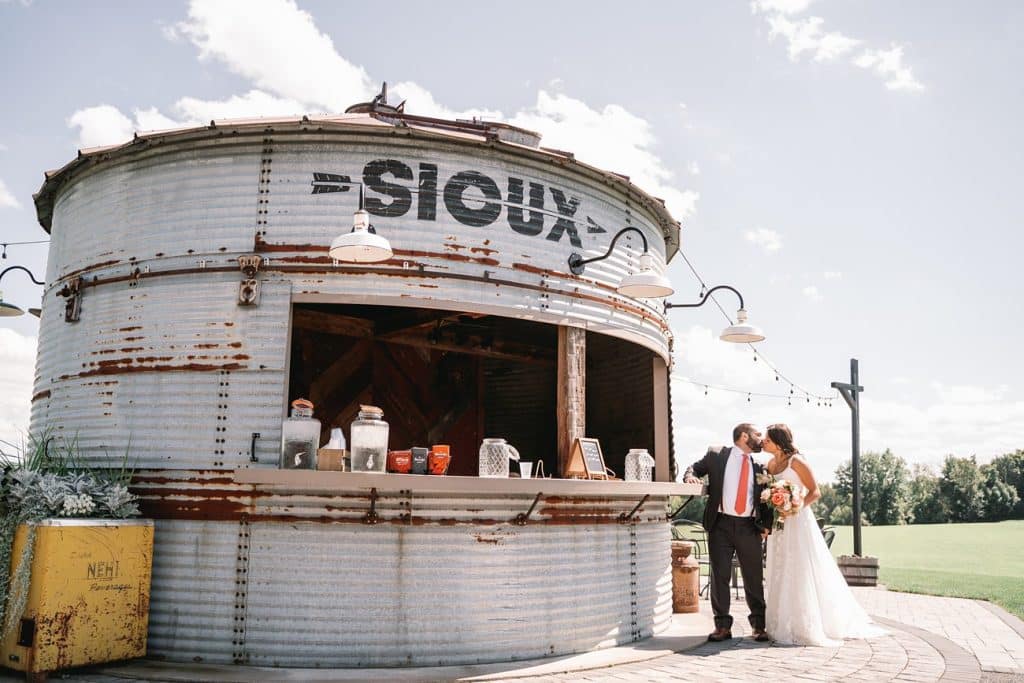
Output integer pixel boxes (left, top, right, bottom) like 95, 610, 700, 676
57, 277, 83, 322
237, 255, 262, 306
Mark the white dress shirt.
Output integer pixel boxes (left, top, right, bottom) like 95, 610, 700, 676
720, 446, 755, 517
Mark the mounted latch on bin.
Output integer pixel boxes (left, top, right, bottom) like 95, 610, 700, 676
619, 494, 650, 524
513, 492, 543, 526
237, 254, 262, 306
363, 487, 380, 524
57, 276, 83, 322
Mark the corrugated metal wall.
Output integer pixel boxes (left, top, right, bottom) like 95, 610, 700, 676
142, 493, 671, 667
34, 127, 672, 469
30, 276, 290, 468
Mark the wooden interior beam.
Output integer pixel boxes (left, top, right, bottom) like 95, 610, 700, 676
293, 309, 374, 338
652, 355, 670, 482
557, 326, 586, 476
382, 334, 554, 365
309, 340, 372, 409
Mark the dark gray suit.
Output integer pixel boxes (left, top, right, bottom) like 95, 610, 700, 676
686, 446, 772, 631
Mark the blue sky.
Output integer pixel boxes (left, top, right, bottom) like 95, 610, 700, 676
1, 0, 1021, 480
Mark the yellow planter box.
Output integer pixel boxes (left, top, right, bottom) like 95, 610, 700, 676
1, 519, 154, 675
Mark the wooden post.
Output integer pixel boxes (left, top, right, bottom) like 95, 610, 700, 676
652, 356, 670, 482
557, 326, 586, 476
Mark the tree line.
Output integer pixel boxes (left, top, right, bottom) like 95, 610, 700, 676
816, 449, 1024, 525
672, 449, 1023, 527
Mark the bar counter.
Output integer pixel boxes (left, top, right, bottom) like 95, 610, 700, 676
133, 469, 701, 668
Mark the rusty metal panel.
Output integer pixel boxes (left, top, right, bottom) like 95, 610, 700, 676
145, 518, 239, 664
130, 473, 673, 666
241, 516, 669, 666
46, 140, 263, 283
31, 277, 290, 469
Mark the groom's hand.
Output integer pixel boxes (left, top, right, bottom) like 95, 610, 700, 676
761, 529, 769, 540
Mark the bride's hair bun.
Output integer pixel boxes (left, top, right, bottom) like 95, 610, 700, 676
767, 423, 798, 456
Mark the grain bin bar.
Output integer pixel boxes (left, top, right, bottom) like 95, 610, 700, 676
30, 99, 699, 668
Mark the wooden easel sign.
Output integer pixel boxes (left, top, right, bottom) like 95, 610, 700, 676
565, 437, 609, 480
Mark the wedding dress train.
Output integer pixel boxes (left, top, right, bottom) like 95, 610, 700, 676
765, 461, 886, 646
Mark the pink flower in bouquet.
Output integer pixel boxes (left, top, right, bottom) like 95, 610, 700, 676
771, 489, 788, 507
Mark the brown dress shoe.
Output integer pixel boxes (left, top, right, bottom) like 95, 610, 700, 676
751, 629, 771, 642
707, 627, 733, 642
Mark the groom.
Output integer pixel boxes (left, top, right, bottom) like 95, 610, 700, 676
684, 423, 773, 642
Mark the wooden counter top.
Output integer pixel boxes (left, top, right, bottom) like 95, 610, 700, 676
233, 468, 703, 498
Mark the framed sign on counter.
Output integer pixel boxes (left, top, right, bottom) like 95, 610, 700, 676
565, 437, 610, 480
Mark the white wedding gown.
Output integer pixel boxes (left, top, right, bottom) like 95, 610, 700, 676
765, 460, 886, 646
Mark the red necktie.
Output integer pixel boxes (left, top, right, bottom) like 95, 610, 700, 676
735, 454, 749, 515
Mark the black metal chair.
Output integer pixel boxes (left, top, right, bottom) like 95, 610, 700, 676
816, 517, 836, 549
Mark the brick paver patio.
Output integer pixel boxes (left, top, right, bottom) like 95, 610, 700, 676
3, 586, 1023, 682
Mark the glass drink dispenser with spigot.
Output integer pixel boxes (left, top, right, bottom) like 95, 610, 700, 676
350, 405, 389, 473
280, 398, 320, 469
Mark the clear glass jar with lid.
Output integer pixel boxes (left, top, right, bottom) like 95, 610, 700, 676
624, 448, 655, 481
280, 398, 320, 469
350, 405, 389, 472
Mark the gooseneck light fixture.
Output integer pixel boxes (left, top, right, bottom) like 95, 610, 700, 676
0, 265, 44, 318
329, 183, 394, 263
665, 284, 766, 343
567, 227, 674, 298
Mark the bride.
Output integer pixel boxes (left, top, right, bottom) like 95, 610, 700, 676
762, 423, 886, 646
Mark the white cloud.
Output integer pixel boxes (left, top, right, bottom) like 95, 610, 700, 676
823, 270, 842, 279
65, 0, 700, 229
173, 89, 307, 122
765, 14, 860, 63
751, 0, 815, 15
390, 81, 502, 121
745, 227, 782, 252
0, 178, 20, 209
160, 21, 182, 43
509, 90, 699, 219
0, 329, 37, 454
176, 0, 376, 113
67, 105, 134, 148
0, 143, 8, 152
802, 285, 823, 302
754, 5, 923, 92
688, 161, 701, 176
133, 106, 182, 132
854, 45, 925, 92
670, 325, 1024, 481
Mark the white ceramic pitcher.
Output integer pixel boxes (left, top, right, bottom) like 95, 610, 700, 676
478, 438, 520, 478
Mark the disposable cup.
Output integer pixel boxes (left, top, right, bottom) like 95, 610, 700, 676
519, 461, 533, 479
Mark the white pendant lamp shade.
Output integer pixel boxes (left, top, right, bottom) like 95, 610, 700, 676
720, 309, 765, 343
0, 290, 23, 317
329, 209, 393, 263
616, 253, 674, 298
0, 300, 23, 317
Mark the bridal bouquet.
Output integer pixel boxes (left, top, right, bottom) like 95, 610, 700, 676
756, 472, 805, 529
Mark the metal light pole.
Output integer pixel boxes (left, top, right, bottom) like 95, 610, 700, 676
831, 358, 864, 556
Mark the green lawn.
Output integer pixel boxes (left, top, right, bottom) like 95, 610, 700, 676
829, 520, 1024, 620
